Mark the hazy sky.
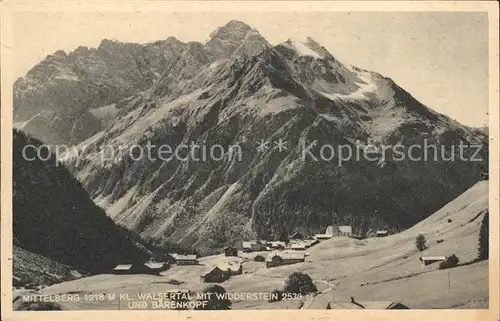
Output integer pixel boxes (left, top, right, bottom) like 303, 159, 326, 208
13, 11, 489, 126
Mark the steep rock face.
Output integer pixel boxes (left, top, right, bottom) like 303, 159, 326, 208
13, 38, 187, 144
26, 21, 487, 255
152, 20, 269, 98
13, 129, 150, 273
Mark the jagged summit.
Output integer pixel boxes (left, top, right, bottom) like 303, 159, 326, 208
98, 38, 124, 49
208, 20, 253, 42
53, 50, 68, 57
166, 35, 182, 43
205, 20, 269, 60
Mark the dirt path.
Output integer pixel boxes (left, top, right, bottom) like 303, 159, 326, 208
301, 279, 337, 309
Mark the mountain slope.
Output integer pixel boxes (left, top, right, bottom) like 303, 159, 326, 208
13, 245, 82, 287
13, 129, 150, 274
304, 179, 489, 309
31, 180, 489, 310
18, 21, 488, 255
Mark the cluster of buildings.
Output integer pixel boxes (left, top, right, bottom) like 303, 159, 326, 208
240, 238, 319, 252
239, 225, 355, 253
317, 226, 389, 239
315, 225, 359, 239
233, 225, 390, 269
111, 253, 199, 275
233, 225, 353, 269
110, 225, 391, 276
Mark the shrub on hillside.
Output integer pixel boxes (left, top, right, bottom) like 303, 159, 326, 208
284, 272, 317, 295
439, 254, 459, 269
415, 234, 427, 252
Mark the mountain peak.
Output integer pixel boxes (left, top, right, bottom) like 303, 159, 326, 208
166, 36, 182, 43
53, 50, 68, 57
208, 20, 253, 43
221, 20, 253, 31
97, 38, 125, 51
205, 20, 267, 59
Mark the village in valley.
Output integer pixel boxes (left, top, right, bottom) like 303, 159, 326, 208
112, 225, 360, 280
99, 224, 417, 309
13, 180, 489, 310
91, 219, 467, 310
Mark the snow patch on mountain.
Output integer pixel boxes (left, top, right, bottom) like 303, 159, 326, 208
286, 38, 323, 58
317, 70, 395, 103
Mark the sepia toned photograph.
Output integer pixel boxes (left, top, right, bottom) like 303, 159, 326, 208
1, 1, 499, 319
